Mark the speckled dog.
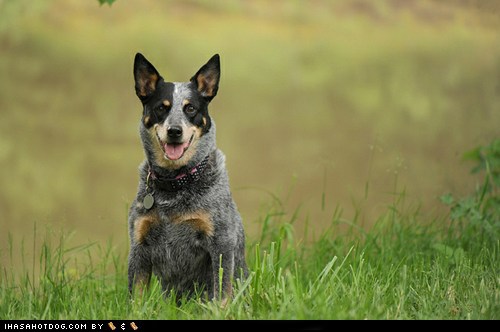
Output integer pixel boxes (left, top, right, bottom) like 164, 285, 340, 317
128, 53, 248, 302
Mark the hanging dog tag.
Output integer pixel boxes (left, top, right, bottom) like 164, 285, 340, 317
143, 193, 154, 210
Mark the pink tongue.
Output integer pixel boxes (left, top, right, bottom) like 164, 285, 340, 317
164, 142, 189, 160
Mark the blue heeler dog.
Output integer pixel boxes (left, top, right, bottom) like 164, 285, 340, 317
128, 53, 248, 303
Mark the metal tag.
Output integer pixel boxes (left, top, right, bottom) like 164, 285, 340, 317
143, 193, 154, 210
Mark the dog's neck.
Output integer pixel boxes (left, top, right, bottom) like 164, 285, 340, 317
146, 153, 213, 192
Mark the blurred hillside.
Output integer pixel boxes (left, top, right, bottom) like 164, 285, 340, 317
1, 0, 499, 262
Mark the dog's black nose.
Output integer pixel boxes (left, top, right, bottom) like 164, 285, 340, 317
167, 126, 183, 139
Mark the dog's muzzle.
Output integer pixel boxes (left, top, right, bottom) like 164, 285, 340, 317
157, 126, 194, 161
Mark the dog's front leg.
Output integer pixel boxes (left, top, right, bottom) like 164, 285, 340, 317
211, 247, 235, 304
127, 246, 152, 298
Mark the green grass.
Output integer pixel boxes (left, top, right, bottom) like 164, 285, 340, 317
1, 163, 499, 320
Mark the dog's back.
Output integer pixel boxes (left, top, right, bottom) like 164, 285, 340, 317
127, 53, 247, 301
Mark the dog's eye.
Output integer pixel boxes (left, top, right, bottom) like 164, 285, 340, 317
185, 104, 197, 116
157, 105, 167, 113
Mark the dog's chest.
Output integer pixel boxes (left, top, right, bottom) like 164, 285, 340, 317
133, 205, 212, 257
145, 211, 212, 279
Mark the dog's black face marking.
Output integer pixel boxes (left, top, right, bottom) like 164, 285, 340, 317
141, 83, 174, 128
181, 95, 212, 135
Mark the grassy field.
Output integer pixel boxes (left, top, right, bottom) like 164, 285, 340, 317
1, 140, 499, 319
1, 199, 498, 319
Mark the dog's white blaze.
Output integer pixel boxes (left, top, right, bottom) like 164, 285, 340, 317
172, 82, 192, 101
166, 82, 192, 125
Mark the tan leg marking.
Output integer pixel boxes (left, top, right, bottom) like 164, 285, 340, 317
172, 211, 214, 237
134, 211, 160, 244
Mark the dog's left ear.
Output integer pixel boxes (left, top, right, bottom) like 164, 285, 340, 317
190, 54, 220, 101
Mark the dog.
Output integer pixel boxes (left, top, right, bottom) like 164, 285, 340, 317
128, 53, 248, 302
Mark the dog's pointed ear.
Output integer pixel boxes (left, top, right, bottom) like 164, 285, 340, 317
190, 54, 220, 101
134, 53, 161, 101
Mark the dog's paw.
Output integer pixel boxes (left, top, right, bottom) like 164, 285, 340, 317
211, 296, 230, 308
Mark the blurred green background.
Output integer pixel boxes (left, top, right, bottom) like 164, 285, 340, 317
1, 0, 499, 267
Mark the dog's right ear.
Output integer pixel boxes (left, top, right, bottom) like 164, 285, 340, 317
134, 53, 161, 101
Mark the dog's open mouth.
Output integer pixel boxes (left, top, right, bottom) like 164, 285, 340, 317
159, 133, 194, 161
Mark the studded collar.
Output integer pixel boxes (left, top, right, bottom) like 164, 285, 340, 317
147, 155, 210, 192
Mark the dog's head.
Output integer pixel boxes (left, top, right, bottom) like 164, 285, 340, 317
133, 53, 220, 170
